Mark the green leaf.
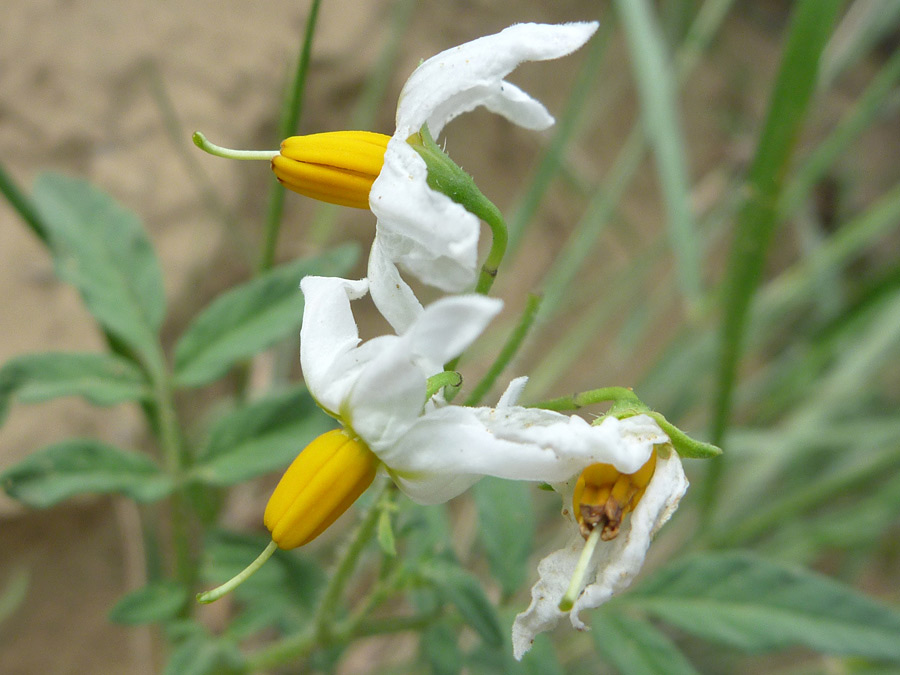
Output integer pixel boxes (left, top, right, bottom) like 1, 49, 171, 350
32, 173, 166, 368
1, 439, 173, 507
108, 580, 188, 625
192, 386, 333, 486
173, 244, 358, 387
421, 623, 464, 675
473, 478, 534, 596
422, 560, 503, 647
164, 633, 242, 675
592, 610, 700, 675
0, 352, 151, 425
629, 552, 900, 661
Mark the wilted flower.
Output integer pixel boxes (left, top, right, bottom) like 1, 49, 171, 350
511, 442, 688, 659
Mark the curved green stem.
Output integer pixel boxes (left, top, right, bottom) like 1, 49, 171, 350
191, 132, 278, 161
196, 541, 277, 603
426, 371, 462, 400
410, 125, 508, 297
531, 386, 645, 412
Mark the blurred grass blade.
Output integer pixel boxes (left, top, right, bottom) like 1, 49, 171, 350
536, 0, 735, 324
258, 0, 323, 273
614, 0, 701, 305
820, 0, 900, 88
782, 47, 900, 219
710, 0, 844, 448
507, 18, 614, 254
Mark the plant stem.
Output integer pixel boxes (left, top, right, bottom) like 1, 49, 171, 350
257, 0, 323, 274
465, 294, 541, 406
531, 387, 643, 412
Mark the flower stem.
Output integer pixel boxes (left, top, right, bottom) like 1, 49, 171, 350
191, 132, 278, 161
559, 527, 602, 611
196, 540, 278, 604
245, 480, 389, 671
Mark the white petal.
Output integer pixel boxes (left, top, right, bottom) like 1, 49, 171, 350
299, 276, 369, 414
367, 234, 424, 334
347, 294, 501, 449
405, 294, 503, 369
396, 22, 599, 137
512, 536, 582, 660
511, 452, 689, 659
471, 410, 666, 477
369, 139, 480, 292
497, 376, 528, 408
373, 408, 664, 499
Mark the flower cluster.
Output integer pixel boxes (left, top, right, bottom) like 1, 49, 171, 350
196, 21, 720, 658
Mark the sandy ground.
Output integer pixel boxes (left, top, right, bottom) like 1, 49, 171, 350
1, 1, 898, 672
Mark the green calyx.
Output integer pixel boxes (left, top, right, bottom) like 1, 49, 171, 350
407, 126, 508, 297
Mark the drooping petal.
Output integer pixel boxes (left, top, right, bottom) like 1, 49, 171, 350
367, 234, 425, 334
372, 408, 665, 504
369, 139, 480, 295
511, 452, 688, 660
395, 22, 599, 138
299, 276, 369, 414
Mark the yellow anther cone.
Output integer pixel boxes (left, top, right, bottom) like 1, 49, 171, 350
265, 429, 379, 549
271, 130, 390, 209
572, 450, 658, 540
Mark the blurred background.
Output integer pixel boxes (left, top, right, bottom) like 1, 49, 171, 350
2, 0, 899, 672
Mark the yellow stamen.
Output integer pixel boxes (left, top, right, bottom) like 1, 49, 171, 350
264, 429, 379, 549
572, 450, 658, 541
271, 131, 390, 209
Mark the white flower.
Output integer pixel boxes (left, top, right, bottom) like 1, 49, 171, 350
367, 22, 599, 332
299, 274, 666, 504
511, 450, 689, 660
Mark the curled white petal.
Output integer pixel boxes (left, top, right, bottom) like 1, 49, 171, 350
368, 22, 599, 316
376, 410, 664, 503
512, 452, 688, 660
396, 22, 600, 138
368, 139, 480, 307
